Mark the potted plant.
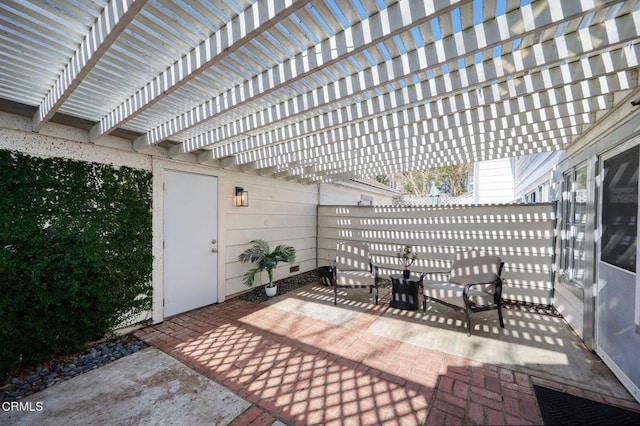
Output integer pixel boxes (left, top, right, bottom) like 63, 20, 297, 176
238, 239, 296, 297
397, 244, 418, 278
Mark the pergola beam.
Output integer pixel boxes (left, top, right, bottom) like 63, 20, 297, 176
260, 129, 576, 178
135, 0, 470, 147
228, 45, 640, 168
239, 66, 633, 169
272, 170, 291, 178
262, 126, 573, 179
224, 25, 640, 163
305, 140, 568, 182
90, 0, 311, 141
250, 111, 590, 172
4, 0, 634, 184
220, 156, 239, 170
176, 0, 623, 156
235, 71, 626, 167
196, 150, 221, 168
210, 35, 636, 162
257, 166, 279, 176
33, 0, 148, 132
301, 128, 578, 177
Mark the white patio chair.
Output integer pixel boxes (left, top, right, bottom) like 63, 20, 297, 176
331, 242, 379, 305
422, 250, 505, 336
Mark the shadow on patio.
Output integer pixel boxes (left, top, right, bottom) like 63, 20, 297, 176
136, 282, 640, 425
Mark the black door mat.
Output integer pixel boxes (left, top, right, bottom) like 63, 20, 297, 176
534, 384, 640, 425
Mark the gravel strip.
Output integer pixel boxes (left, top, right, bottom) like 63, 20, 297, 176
1, 335, 147, 402
237, 270, 325, 303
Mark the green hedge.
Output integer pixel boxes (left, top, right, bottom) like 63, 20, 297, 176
0, 150, 152, 377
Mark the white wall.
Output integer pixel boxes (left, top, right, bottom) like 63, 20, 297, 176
0, 111, 319, 323
550, 87, 640, 345
319, 182, 396, 206
553, 87, 640, 403
318, 203, 556, 304
514, 151, 566, 201
474, 158, 516, 204
222, 176, 318, 297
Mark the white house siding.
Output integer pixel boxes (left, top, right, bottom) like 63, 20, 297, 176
0, 111, 319, 324
474, 158, 516, 204
551, 87, 640, 403
318, 203, 555, 304
319, 182, 396, 206
514, 151, 567, 202
223, 177, 318, 297
550, 88, 640, 344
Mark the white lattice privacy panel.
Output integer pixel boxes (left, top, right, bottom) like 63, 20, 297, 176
318, 203, 555, 304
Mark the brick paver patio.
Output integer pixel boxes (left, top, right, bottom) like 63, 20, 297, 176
135, 287, 640, 425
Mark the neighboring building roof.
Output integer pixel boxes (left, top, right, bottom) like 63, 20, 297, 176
348, 178, 401, 195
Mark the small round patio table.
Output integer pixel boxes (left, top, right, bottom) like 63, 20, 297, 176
389, 274, 422, 310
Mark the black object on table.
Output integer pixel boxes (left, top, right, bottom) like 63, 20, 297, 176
389, 273, 423, 310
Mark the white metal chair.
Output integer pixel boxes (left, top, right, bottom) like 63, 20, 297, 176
422, 250, 505, 336
331, 242, 379, 305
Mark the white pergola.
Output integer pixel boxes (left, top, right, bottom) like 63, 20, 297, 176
1, 0, 638, 182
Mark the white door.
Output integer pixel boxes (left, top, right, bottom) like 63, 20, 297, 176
596, 142, 640, 403
163, 171, 218, 317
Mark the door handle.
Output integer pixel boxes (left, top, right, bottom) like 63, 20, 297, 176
211, 239, 217, 244
211, 248, 218, 253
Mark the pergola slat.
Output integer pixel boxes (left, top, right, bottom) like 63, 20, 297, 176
287, 128, 578, 176
253, 119, 580, 172
177, 1, 628, 158
304, 139, 570, 182
1, 0, 638, 183
208, 60, 636, 165
243, 104, 597, 169
32, 0, 148, 132
222, 61, 634, 166
135, 0, 468, 149
90, 0, 312, 141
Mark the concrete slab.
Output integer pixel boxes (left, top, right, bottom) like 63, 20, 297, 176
0, 347, 250, 426
369, 298, 631, 399
5, 282, 636, 426
264, 282, 632, 401
134, 283, 639, 424
263, 284, 391, 327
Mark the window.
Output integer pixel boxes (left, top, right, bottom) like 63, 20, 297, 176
358, 195, 373, 206
601, 146, 638, 272
560, 165, 588, 285
525, 191, 536, 203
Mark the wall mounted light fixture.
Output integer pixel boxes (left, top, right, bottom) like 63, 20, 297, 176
235, 187, 249, 207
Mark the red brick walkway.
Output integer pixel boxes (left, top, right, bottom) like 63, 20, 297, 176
134, 294, 637, 425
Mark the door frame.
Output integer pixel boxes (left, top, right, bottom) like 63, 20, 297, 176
594, 136, 640, 402
151, 160, 225, 324
163, 169, 219, 318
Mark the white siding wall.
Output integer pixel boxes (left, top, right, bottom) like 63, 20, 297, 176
0, 112, 319, 323
550, 87, 640, 347
319, 182, 395, 205
474, 158, 516, 204
223, 177, 318, 297
514, 151, 566, 201
318, 203, 555, 304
